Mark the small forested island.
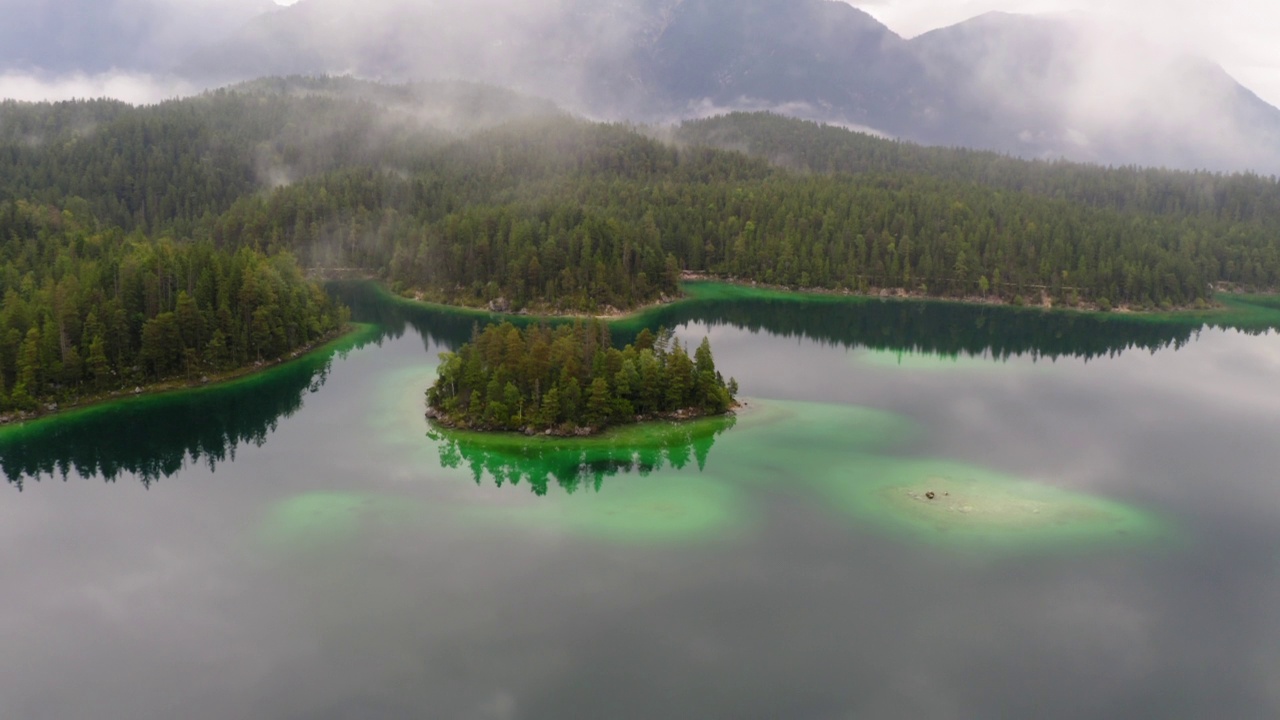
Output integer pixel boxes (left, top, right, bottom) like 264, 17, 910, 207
426, 322, 739, 435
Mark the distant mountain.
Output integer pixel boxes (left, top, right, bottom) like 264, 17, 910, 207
181, 0, 924, 126
640, 0, 925, 128
908, 11, 1280, 171
13, 0, 1280, 172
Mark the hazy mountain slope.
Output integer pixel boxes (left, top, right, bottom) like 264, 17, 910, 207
909, 12, 1280, 171
180, 0, 929, 121
641, 0, 926, 128
40, 0, 1280, 172
0, 77, 565, 231
675, 111, 1280, 225
180, 0, 658, 108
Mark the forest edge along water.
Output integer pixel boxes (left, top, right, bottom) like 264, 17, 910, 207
9, 276, 1280, 431
0, 323, 376, 448
0, 280, 1183, 554
380, 277, 1280, 335
0, 323, 369, 429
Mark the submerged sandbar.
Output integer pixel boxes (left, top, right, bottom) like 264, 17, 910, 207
811, 456, 1167, 551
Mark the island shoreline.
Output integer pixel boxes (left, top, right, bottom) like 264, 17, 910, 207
371, 281, 677, 323
369, 277, 1264, 326
0, 323, 374, 429
425, 402, 744, 439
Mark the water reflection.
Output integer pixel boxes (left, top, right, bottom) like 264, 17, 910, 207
332, 281, 489, 350
429, 414, 735, 496
642, 294, 1279, 361
334, 280, 1280, 363
0, 329, 377, 489
6, 281, 1278, 489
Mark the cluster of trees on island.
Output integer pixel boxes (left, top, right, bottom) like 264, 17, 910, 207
426, 322, 737, 434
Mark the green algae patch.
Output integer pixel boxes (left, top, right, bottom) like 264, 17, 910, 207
1198, 293, 1280, 332
261, 491, 419, 549
417, 399, 909, 544
680, 280, 869, 306
423, 408, 754, 543
811, 456, 1167, 553
680, 280, 1280, 332
1115, 293, 1280, 332
365, 370, 1167, 554
367, 364, 439, 452
412, 398, 915, 544
689, 399, 1166, 554
721, 398, 920, 461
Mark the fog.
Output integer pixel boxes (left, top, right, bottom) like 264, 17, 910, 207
900, 9, 1280, 171
0, 0, 271, 103
850, 0, 1280, 108
0, 0, 275, 73
1, 0, 1277, 172
5, 0, 1276, 104
0, 71, 201, 105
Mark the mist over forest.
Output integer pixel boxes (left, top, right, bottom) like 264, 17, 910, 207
4, 4, 1280, 413
2, 0, 1279, 173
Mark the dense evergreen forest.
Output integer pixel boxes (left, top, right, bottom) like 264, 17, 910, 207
6, 76, 1280, 358
0, 78, 557, 234
0, 201, 346, 413
222, 126, 1269, 310
426, 322, 737, 433
674, 112, 1280, 226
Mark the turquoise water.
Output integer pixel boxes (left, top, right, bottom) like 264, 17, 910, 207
1, 282, 1278, 719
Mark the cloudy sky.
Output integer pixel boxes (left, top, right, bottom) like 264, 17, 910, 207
257, 0, 1280, 109
849, 0, 1280, 106
1, 0, 1278, 110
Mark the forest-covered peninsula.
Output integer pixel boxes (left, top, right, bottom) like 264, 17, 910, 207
0, 201, 348, 418
426, 322, 738, 435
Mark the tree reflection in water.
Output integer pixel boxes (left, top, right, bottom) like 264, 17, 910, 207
429, 413, 736, 496
0, 327, 378, 489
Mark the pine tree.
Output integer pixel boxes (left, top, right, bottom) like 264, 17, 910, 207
586, 377, 611, 428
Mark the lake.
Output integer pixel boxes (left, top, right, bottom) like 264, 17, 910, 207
2, 282, 1279, 719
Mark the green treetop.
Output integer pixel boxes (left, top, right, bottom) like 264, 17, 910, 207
426, 322, 738, 434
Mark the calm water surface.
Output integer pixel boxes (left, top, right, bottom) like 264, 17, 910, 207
2, 285, 1279, 719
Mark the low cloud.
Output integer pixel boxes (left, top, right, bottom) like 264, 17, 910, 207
680, 97, 893, 138
0, 0, 275, 76
849, 0, 1280, 108
0, 71, 202, 105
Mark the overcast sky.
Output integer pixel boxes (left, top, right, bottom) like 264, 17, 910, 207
848, 0, 1280, 106
264, 0, 1280, 107
2, 0, 1277, 110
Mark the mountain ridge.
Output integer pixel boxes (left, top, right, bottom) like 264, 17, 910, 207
6, 0, 1278, 173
